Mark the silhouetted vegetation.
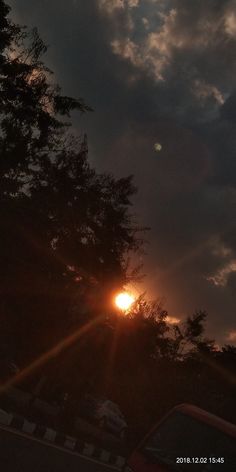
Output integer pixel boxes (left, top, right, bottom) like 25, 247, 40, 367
0, 0, 142, 363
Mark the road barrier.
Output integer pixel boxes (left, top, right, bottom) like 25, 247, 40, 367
0, 408, 126, 469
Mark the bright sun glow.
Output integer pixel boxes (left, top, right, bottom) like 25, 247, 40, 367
115, 292, 135, 311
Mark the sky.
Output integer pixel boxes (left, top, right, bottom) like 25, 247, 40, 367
8, 0, 236, 345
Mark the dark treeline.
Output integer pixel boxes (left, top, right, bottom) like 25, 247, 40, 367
0, 1, 235, 439
0, 0, 141, 362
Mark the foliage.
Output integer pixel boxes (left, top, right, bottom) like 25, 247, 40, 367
0, 1, 143, 363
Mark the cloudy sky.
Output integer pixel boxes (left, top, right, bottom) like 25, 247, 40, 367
9, 0, 236, 345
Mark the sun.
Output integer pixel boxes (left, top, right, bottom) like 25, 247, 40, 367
115, 292, 135, 312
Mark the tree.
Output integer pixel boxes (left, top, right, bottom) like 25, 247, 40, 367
0, 1, 143, 366
0, 2, 91, 197
165, 310, 216, 361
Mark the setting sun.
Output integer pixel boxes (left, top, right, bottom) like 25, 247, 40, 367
115, 292, 135, 311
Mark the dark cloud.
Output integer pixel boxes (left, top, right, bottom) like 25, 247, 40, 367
227, 271, 236, 294
221, 91, 236, 123
8, 0, 236, 344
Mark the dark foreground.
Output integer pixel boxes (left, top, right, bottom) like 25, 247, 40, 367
0, 425, 119, 472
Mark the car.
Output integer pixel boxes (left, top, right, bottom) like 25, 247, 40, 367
123, 403, 236, 471
95, 399, 128, 439
81, 395, 127, 439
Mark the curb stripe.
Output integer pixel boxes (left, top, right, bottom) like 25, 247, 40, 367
0, 410, 13, 426
64, 436, 76, 450
92, 446, 103, 459
55, 432, 66, 446
34, 424, 47, 438
10, 416, 24, 430
82, 442, 95, 457
44, 428, 57, 442
22, 419, 36, 435
0, 408, 125, 469
115, 456, 126, 468
75, 439, 85, 453
108, 453, 117, 464
100, 449, 111, 463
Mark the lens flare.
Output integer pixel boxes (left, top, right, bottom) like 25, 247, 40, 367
115, 292, 135, 311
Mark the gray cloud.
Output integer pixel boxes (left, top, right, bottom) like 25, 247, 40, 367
8, 0, 236, 344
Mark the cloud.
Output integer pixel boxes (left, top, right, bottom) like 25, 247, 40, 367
109, 7, 179, 81
192, 80, 225, 106
227, 331, 236, 342
225, 10, 236, 37
207, 260, 236, 287
221, 91, 236, 123
99, 0, 140, 12
101, 0, 236, 90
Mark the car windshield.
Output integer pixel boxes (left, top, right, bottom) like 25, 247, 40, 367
142, 411, 236, 471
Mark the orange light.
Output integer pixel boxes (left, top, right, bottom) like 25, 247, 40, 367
166, 316, 181, 324
115, 292, 135, 311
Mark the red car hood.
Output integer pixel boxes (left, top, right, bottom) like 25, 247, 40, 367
128, 450, 172, 472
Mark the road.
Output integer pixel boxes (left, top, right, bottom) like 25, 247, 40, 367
0, 425, 121, 472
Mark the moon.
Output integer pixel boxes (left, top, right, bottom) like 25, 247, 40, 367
154, 142, 162, 152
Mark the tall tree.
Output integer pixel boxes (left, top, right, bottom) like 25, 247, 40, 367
0, 1, 142, 364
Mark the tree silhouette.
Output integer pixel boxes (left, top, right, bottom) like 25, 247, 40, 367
0, 1, 143, 365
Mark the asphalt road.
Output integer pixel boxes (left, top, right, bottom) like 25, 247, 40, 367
0, 426, 119, 472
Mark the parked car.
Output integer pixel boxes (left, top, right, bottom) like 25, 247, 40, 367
95, 399, 128, 439
81, 395, 127, 439
123, 403, 236, 471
